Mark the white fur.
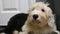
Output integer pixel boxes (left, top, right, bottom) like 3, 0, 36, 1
13, 30, 19, 34
19, 2, 60, 34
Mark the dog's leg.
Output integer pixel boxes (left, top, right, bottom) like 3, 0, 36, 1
49, 31, 60, 34
54, 30, 60, 34
13, 30, 19, 34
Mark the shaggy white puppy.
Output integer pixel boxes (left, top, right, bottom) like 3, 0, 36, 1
19, 2, 60, 34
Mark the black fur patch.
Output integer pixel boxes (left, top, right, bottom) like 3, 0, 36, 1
5, 13, 28, 34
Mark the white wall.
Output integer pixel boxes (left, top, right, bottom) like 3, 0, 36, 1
0, 13, 19, 26
19, 0, 29, 13
0, 0, 36, 26
0, 0, 2, 11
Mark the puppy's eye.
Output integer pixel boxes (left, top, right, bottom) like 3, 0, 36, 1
41, 9, 45, 12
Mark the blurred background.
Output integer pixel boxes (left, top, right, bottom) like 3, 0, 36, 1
0, 0, 60, 33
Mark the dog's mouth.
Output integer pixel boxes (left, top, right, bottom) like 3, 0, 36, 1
33, 20, 41, 24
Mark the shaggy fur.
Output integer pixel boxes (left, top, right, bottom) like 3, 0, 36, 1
19, 2, 60, 34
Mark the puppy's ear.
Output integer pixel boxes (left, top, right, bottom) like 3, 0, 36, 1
29, 7, 35, 12
47, 6, 56, 29
48, 15, 57, 30
31, 7, 35, 11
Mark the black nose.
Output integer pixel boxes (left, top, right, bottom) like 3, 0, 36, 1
33, 14, 38, 20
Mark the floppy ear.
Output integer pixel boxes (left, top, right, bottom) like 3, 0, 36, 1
48, 14, 57, 30
47, 7, 57, 30
29, 7, 35, 12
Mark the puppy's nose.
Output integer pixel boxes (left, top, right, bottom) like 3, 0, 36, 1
33, 14, 38, 20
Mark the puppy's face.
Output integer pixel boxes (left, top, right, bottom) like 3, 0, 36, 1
28, 2, 53, 27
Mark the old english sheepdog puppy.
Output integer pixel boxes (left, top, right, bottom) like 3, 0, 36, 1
19, 2, 60, 34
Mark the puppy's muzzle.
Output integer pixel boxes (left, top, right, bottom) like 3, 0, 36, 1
33, 14, 38, 20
